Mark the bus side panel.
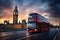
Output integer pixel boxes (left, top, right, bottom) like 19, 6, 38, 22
40, 27, 49, 32
38, 23, 50, 32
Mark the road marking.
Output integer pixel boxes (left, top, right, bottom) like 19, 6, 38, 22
53, 32, 57, 40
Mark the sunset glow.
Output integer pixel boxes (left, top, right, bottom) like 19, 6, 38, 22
0, 0, 59, 26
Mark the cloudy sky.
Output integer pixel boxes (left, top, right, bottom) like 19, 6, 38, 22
0, 0, 60, 26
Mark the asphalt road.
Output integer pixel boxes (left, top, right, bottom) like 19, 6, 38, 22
0, 28, 57, 40
55, 28, 60, 40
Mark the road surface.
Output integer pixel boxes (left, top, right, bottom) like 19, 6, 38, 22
0, 28, 57, 40
55, 28, 60, 40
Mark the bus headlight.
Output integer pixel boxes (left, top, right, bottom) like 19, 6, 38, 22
26, 29, 29, 31
35, 29, 37, 31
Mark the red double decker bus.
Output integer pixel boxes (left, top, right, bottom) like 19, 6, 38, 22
27, 13, 50, 33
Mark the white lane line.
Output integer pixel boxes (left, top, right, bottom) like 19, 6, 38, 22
53, 33, 57, 40
17, 33, 41, 40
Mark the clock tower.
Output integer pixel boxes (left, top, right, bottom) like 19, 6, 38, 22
13, 5, 18, 24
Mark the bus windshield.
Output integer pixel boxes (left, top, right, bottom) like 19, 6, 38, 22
28, 23, 36, 29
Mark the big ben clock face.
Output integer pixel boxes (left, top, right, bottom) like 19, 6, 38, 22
16, 12, 18, 15
14, 12, 15, 14
14, 12, 18, 15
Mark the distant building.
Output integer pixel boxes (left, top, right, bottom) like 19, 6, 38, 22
22, 20, 26, 24
13, 5, 18, 24
22, 20, 27, 29
4, 20, 9, 24
19, 21, 20, 24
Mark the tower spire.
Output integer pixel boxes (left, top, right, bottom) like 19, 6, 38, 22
14, 5, 18, 12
